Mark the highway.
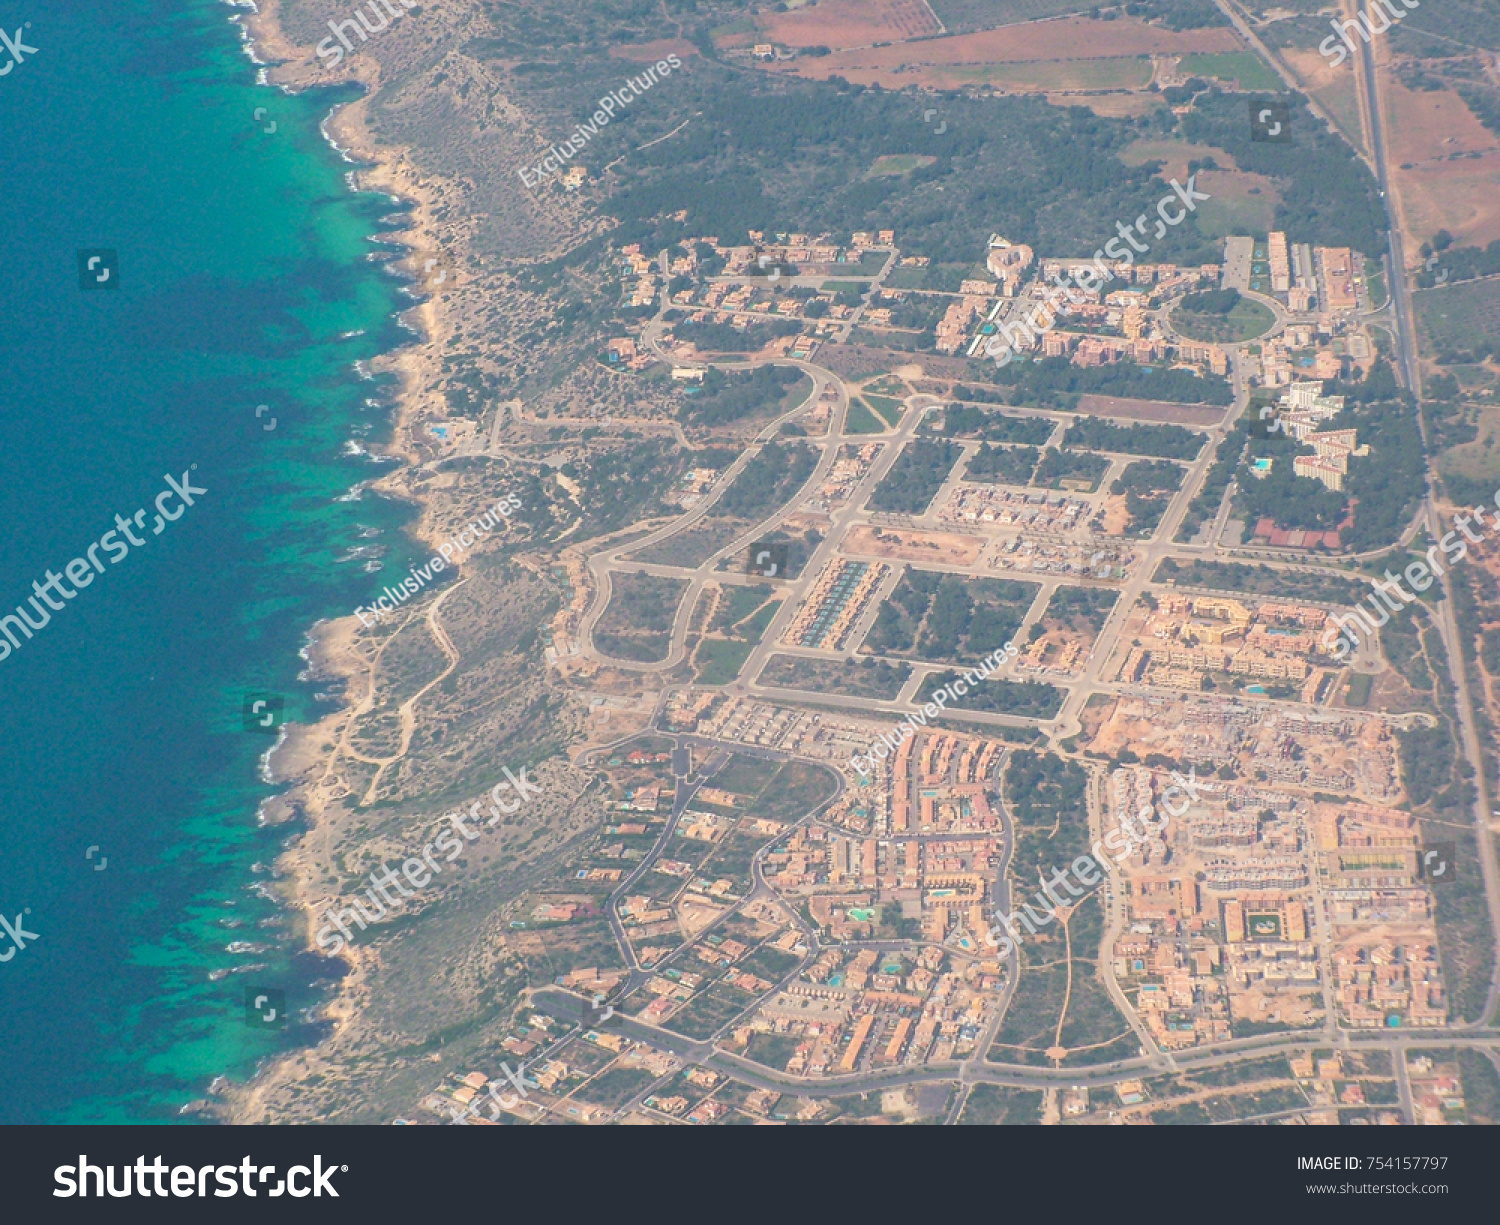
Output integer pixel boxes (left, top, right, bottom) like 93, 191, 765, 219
1351, 0, 1500, 1024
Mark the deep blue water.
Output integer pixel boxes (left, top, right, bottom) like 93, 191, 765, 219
0, 0, 417, 1122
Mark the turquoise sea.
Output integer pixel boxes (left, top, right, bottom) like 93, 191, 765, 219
0, 0, 418, 1121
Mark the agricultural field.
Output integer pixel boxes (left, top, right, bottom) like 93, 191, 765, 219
1432, 401, 1500, 494
1418, 277, 1500, 356
1180, 51, 1282, 91
753, 0, 942, 50
930, 0, 1089, 32
766, 15, 1243, 93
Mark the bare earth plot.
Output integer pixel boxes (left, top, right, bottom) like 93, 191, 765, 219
755, 0, 942, 48
762, 16, 1243, 94
1384, 77, 1500, 248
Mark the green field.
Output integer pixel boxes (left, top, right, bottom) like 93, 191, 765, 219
956, 1084, 1044, 1125
884, 263, 985, 292
930, 0, 1090, 31
1171, 295, 1276, 343
1418, 277, 1500, 355
695, 592, 779, 684
1343, 671, 1373, 707
846, 400, 886, 434
1181, 52, 1282, 92
863, 394, 904, 427
1192, 169, 1280, 240
1436, 402, 1500, 492
709, 16, 757, 39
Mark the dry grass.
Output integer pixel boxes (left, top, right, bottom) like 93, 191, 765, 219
1384, 77, 1500, 247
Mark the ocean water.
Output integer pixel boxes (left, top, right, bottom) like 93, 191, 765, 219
0, 0, 417, 1122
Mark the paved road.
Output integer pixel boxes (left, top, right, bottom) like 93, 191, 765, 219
1352, 0, 1500, 1024
550, 71, 1500, 1110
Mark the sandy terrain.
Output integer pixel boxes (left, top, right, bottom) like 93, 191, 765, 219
610, 39, 699, 63
843, 524, 984, 566
1120, 139, 1236, 183
822, 344, 973, 382
1383, 77, 1500, 250
1050, 93, 1163, 119
1280, 46, 1367, 158
1075, 394, 1226, 426
224, 0, 490, 1125
1099, 493, 1131, 537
